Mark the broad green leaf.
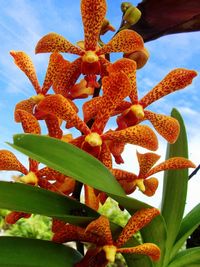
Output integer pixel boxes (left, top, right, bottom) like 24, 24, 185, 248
0, 236, 82, 267
170, 204, 200, 260
167, 248, 200, 267
141, 215, 167, 267
161, 108, 190, 266
10, 134, 151, 211
0, 181, 98, 225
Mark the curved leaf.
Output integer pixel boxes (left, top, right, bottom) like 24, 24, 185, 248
170, 204, 200, 260
161, 108, 189, 266
167, 248, 200, 267
0, 236, 82, 267
0, 181, 98, 225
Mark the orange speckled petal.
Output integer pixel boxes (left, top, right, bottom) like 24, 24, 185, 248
137, 151, 160, 178
98, 30, 143, 55
81, 0, 107, 50
116, 208, 160, 247
108, 140, 125, 164
140, 69, 197, 108
99, 57, 110, 78
37, 167, 66, 183
54, 177, 75, 195
37, 94, 90, 135
112, 169, 137, 194
0, 150, 27, 174
83, 97, 102, 123
84, 185, 100, 211
44, 114, 63, 139
103, 125, 158, 151
52, 224, 85, 243
38, 178, 60, 193
52, 219, 66, 233
53, 58, 82, 97
117, 243, 160, 261
42, 53, 69, 94
35, 33, 83, 55
99, 142, 112, 169
146, 157, 196, 178
15, 109, 41, 134
5, 212, 31, 224
69, 79, 94, 99
92, 71, 132, 133
14, 98, 36, 122
145, 110, 180, 144
143, 178, 159, 196
85, 216, 113, 246
10, 51, 41, 94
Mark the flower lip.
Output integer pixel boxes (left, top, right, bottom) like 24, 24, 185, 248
82, 50, 99, 63
130, 104, 144, 119
103, 245, 117, 263
85, 132, 102, 147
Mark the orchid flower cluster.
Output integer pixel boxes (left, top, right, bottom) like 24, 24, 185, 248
0, 0, 197, 266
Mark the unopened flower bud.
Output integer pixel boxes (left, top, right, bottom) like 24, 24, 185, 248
100, 18, 115, 35
123, 6, 141, 25
121, 2, 132, 13
124, 47, 149, 69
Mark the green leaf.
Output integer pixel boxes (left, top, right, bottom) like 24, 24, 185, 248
10, 134, 151, 211
170, 204, 200, 260
0, 236, 82, 267
161, 108, 189, 266
167, 248, 200, 267
0, 181, 98, 225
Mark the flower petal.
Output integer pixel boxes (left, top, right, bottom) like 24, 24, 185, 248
5, 212, 31, 224
15, 109, 41, 134
52, 219, 66, 233
116, 208, 160, 247
10, 51, 41, 94
81, 0, 107, 50
99, 142, 112, 169
37, 94, 90, 135
52, 224, 85, 243
143, 178, 159, 196
98, 30, 143, 55
146, 157, 196, 177
35, 32, 83, 55
108, 140, 125, 164
44, 114, 63, 139
85, 216, 113, 246
52, 177, 75, 195
145, 110, 180, 143
118, 243, 160, 261
84, 185, 100, 210
112, 169, 137, 194
37, 167, 67, 183
83, 97, 102, 123
137, 151, 160, 178
14, 99, 36, 122
0, 150, 27, 174
69, 79, 94, 99
103, 125, 158, 151
140, 69, 197, 108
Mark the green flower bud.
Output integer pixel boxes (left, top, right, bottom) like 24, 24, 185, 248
121, 2, 132, 13
123, 6, 141, 25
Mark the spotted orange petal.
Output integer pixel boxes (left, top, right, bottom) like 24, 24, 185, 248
98, 30, 143, 55
145, 110, 180, 144
53, 177, 75, 195
10, 51, 41, 94
146, 157, 196, 178
103, 125, 158, 151
37, 94, 90, 135
112, 169, 137, 194
84, 185, 100, 210
99, 142, 112, 169
14, 99, 36, 122
118, 243, 160, 261
69, 79, 94, 99
81, 0, 107, 50
0, 150, 28, 174
5, 212, 31, 224
137, 151, 160, 178
83, 97, 102, 123
53, 58, 82, 97
140, 69, 197, 108
85, 216, 113, 246
35, 33, 83, 55
15, 109, 41, 134
44, 114, 63, 139
108, 140, 125, 164
116, 208, 160, 247
52, 219, 66, 233
143, 178, 159, 197
37, 167, 67, 183
38, 178, 60, 193
52, 224, 85, 243
92, 71, 132, 133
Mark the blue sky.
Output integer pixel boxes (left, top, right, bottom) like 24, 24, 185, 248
0, 0, 199, 213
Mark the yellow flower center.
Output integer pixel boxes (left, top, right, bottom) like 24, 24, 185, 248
103, 245, 117, 263
85, 133, 102, 147
134, 179, 145, 192
130, 104, 144, 119
19, 171, 38, 185
31, 93, 45, 104
82, 51, 99, 63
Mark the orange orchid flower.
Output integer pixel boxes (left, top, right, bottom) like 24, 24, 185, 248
112, 151, 196, 196
35, 0, 144, 90
53, 208, 160, 267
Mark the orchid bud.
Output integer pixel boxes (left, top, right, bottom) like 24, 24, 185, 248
100, 18, 115, 35
123, 5, 141, 25
124, 47, 149, 69
121, 2, 132, 13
